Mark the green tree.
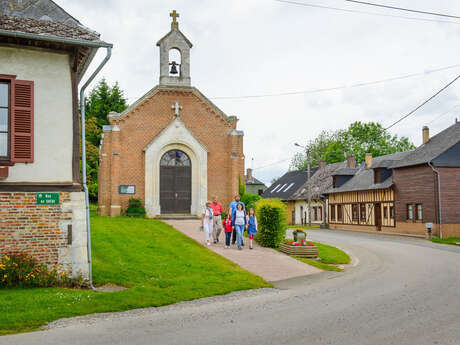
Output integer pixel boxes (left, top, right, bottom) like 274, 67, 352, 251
290, 121, 415, 170
83, 79, 128, 201
238, 174, 246, 197
85, 78, 128, 128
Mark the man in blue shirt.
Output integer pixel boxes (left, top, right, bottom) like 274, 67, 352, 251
229, 195, 245, 245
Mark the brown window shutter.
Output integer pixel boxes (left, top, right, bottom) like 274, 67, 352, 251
11, 80, 34, 163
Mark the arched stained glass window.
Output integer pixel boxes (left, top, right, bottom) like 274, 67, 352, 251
160, 150, 191, 167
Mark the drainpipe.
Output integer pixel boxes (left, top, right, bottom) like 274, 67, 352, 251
428, 162, 442, 239
80, 47, 112, 287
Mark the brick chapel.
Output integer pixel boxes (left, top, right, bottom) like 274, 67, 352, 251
98, 11, 244, 217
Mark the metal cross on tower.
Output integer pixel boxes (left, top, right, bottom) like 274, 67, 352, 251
172, 101, 182, 118
170, 10, 179, 28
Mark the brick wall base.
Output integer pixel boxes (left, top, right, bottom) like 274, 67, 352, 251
0, 191, 89, 279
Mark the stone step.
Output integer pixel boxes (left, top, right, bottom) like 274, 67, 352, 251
157, 214, 200, 220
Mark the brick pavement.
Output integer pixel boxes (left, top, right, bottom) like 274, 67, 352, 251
165, 219, 321, 282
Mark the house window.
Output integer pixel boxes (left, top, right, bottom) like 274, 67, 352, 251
0, 82, 9, 159
313, 207, 318, 221
337, 205, 343, 221
330, 205, 336, 221
407, 204, 414, 221
318, 206, 322, 221
360, 204, 366, 222
258, 189, 263, 196
374, 169, 381, 184
390, 206, 395, 219
352, 204, 358, 221
0, 78, 34, 164
383, 206, 388, 219
416, 204, 423, 221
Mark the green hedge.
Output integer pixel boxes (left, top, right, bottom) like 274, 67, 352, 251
255, 198, 286, 248
241, 193, 262, 211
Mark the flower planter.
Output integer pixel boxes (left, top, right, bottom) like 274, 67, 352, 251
279, 243, 319, 258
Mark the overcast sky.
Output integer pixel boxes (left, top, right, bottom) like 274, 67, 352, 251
57, 0, 460, 185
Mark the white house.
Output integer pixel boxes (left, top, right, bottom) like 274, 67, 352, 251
0, 0, 111, 279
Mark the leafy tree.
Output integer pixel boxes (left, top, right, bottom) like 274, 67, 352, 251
238, 174, 246, 197
290, 121, 415, 170
85, 78, 128, 128
83, 79, 128, 201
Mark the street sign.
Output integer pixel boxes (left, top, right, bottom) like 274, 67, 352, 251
36, 193, 60, 205
119, 185, 136, 194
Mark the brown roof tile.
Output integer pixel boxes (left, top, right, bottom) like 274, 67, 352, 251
0, 15, 100, 42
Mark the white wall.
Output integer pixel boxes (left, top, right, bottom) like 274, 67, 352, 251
295, 200, 325, 224
0, 46, 73, 183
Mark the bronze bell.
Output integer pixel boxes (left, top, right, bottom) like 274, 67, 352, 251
169, 61, 179, 74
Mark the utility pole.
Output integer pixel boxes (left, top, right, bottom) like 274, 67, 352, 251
307, 148, 312, 227
295, 142, 312, 227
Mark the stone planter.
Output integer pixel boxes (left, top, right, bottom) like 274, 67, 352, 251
293, 232, 306, 242
279, 243, 318, 258
320, 223, 329, 229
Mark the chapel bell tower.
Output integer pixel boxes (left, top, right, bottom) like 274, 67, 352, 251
157, 10, 193, 87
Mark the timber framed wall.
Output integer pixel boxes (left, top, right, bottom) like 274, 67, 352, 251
329, 188, 395, 228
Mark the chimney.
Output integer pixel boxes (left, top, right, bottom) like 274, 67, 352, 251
319, 160, 326, 169
346, 155, 356, 169
365, 153, 372, 169
246, 168, 253, 182
422, 126, 430, 145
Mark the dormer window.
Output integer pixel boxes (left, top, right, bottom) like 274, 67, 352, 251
374, 168, 381, 184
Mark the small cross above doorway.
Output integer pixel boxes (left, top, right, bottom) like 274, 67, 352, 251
172, 101, 182, 118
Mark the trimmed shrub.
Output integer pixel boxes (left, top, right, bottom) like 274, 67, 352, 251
0, 253, 83, 288
255, 198, 287, 248
126, 198, 146, 217
241, 193, 262, 211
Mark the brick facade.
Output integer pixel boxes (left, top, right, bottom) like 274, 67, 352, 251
98, 87, 244, 216
0, 192, 71, 267
393, 164, 438, 235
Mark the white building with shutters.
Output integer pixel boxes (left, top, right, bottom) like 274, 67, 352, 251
0, 1, 111, 280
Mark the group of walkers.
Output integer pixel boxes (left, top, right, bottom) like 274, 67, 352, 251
201, 195, 258, 250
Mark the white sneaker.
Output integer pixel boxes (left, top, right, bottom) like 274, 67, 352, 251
207, 242, 211, 246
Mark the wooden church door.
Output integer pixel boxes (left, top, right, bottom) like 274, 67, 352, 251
160, 150, 192, 214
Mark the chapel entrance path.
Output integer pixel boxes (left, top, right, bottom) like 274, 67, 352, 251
164, 219, 321, 282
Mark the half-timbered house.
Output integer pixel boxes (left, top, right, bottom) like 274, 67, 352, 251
326, 123, 460, 238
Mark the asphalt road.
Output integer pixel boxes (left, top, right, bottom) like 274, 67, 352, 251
2, 230, 460, 345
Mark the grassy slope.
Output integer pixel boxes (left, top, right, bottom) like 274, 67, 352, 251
291, 242, 350, 272
0, 215, 269, 335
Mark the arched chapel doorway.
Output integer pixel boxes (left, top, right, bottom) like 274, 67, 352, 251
160, 150, 192, 214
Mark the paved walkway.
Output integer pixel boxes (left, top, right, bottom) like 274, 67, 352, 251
164, 219, 321, 282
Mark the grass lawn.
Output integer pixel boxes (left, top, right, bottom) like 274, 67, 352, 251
288, 225, 320, 230
0, 214, 270, 336
431, 237, 460, 246
287, 242, 350, 272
